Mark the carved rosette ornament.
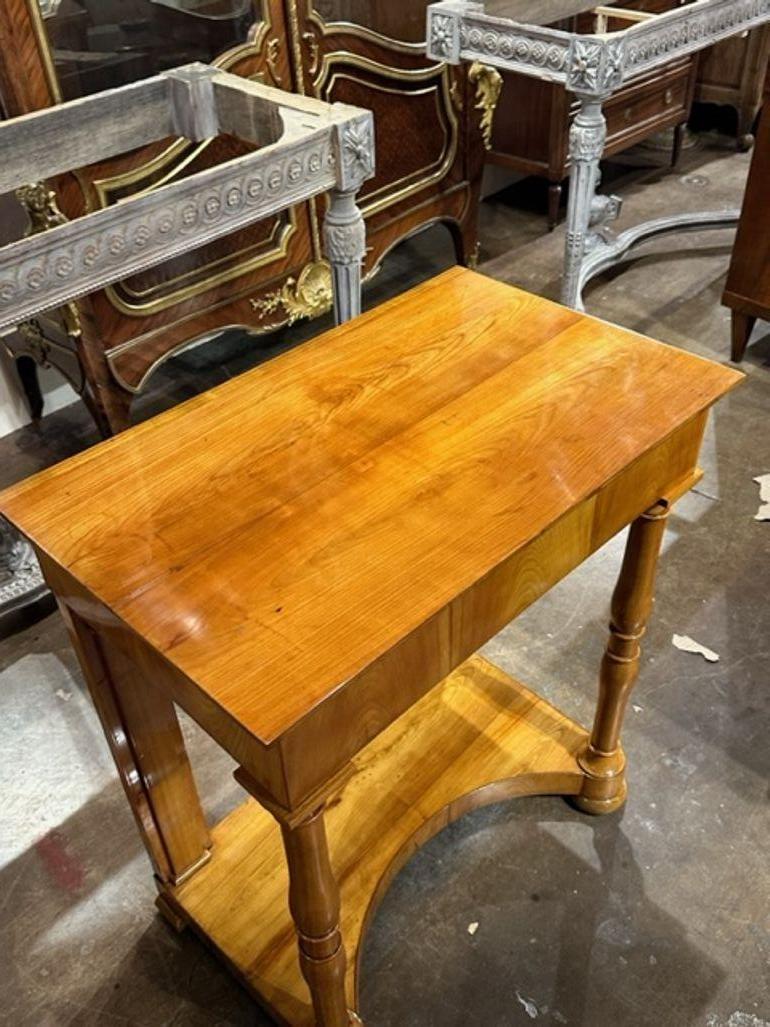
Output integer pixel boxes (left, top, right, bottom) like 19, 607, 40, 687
339, 120, 375, 192
566, 37, 626, 96
429, 11, 457, 60
424, 0, 770, 311
0, 138, 337, 333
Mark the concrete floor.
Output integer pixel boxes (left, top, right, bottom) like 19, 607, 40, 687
1, 130, 769, 1027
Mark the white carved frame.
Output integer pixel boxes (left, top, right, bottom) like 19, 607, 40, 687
427, 0, 770, 308
0, 63, 375, 332
0, 63, 375, 622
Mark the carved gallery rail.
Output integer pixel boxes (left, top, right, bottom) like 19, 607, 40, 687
0, 63, 374, 634
0, 268, 740, 1025
427, 0, 770, 310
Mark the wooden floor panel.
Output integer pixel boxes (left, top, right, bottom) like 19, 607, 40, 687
169, 656, 588, 1025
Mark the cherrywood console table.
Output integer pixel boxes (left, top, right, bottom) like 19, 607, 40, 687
427, 0, 770, 310
0, 268, 739, 1024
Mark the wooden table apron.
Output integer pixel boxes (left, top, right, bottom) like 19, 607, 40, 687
0, 269, 741, 1026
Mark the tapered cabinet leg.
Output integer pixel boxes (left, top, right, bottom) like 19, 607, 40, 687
671, 122, 684, 169
575, 501, 669, 815
280, 806, 352, 1027
15, 355, 44, 419
731, 311, 756, 363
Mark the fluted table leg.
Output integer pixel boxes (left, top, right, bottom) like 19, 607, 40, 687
561, 91, 609, 311
575, 500, 669, 814
324, 188, 365, 326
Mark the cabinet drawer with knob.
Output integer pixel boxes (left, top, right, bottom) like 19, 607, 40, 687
599, 60, 696, 157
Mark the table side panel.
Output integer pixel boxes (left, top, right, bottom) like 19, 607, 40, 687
274, 409, 708, 806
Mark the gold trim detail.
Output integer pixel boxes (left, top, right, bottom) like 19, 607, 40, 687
104, 219, 297, 317
286, 0, 323, 260
315, 54, 458, 218
251, 261, 332, 328
307, 6, 426, 55
13, 318, 84, 393
16, 180, 67, 233
24, 0, 62, 103
266, 36, 282, 86
450, 79, 463, 113
15, 182, 82, 338
303, 30, 320, 78
468, 62, 502, 151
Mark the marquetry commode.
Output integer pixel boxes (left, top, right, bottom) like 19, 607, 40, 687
1, 266, 739, 1024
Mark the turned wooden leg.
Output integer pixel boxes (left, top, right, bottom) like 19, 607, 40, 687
575, 500, 669, 815
280, 807, 351, 1027
731, 311, 756, 363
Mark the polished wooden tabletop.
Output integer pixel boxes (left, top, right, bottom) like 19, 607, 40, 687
0, 269, 740, 744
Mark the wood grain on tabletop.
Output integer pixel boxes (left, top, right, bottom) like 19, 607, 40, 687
0, 268, 742, 743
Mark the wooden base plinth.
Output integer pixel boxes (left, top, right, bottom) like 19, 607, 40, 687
161, 657, 588, 1025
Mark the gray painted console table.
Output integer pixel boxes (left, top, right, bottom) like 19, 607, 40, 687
427, 0, 770, 309
0, 63, 374, 634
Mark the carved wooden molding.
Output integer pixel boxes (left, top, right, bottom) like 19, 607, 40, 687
428, 0, 770, 96
0, 64, 375, 334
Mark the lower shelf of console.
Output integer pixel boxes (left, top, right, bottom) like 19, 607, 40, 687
162, 655, 588, 1025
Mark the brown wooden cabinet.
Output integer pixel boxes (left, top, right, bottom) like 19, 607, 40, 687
695, 26, 770, 150
486, 3, 698, 229
0, 0, 489, 434
722, 98, 770, 363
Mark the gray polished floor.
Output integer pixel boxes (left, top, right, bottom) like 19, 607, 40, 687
1, 130, 768, 1027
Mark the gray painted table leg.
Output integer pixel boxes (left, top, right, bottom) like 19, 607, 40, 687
561, 92, 610, 311
324, 189, 366, 325
0, 518, 52, 637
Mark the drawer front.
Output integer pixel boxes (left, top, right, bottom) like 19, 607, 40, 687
601, 63, 694, 154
